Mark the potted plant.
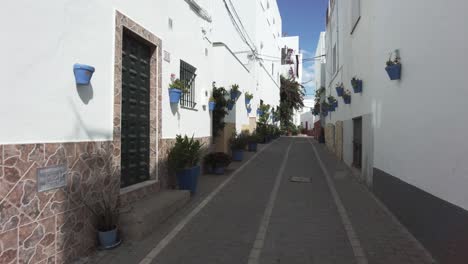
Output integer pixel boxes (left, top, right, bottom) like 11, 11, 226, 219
342, 89, 352, 104
247, 132, 261, 152
245, 92, 253, 105
73, 63, 95, 85
168, 135, 204, 195
230, 132, 247, 161
247, 105, 252, 114
204, 152, 232, 175
82, 192, 119, 249
321, 101, 329, 116
230, 84, 242, 100
335, 83, 344, 97
328, 95, 337, 111
227, 99, 235, 110
169, 74, 188, 104
208, 96, 216, 111
351, 77, 363, 93
385, 52, 402, 80
256, 108, 263, 116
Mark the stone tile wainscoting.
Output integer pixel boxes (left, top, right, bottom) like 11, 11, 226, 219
0, 142, 119, 264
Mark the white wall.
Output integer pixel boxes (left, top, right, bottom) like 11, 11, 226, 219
325, 0, 468, 210
0, 0, 218, 143
0, 0, 283, 143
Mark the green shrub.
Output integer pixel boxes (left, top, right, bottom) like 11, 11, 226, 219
168, 135, 204, 171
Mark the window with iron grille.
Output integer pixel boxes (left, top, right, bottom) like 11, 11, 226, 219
179, 60, 197, 108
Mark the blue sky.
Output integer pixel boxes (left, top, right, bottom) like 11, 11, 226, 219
277, 0, 328, 98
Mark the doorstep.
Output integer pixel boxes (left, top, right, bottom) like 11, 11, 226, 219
119, 190, 191, 241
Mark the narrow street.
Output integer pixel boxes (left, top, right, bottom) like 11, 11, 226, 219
94, 137, 434, 264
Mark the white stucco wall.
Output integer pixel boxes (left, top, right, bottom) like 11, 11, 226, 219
325, 0, 468, 210
0, 0, 283, 143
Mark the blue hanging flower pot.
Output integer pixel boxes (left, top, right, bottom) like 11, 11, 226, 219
73, 64, 95, 85
343, 96, 351, 104
336, 86, 344, 97
333, 101, 338, 108
227, 102, 234, 110
209, 101, 216, 111
169, 88, 182, 104
351, 79, 363, 93
247, 107, 252, 114
245, 97, 251, 105
385, 64, 402, 80
230, 90, 241, 100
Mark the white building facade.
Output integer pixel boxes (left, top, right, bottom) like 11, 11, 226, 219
0, 1, 283, 263
323, 1, 468, 263
279, 36, 303, 126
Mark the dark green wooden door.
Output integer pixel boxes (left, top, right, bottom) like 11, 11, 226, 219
121, 32, 151, 188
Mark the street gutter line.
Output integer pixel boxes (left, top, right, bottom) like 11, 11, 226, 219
139, 139, 279, 264
308, 139, 369, 264
247, 141, 293, 264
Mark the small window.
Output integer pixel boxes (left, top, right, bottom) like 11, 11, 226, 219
180, 60, 197, 108
350, 0, 361, 34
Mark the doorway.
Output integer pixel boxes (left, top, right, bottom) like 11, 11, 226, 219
353, 117, 362, 169
120, 31, 152, 188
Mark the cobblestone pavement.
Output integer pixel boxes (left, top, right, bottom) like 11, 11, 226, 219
87, 137, 435, 264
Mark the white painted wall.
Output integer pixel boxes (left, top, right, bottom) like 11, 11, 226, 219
300, 111, 316, 131
0, 0, 283, 143
325, 0, 468, 210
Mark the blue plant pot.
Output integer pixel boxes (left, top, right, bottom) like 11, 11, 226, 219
344, 96, 352, 104
169, 88, 182, 104
245, 98, 251, 105
227, 102, 234, 110
73, 64, 95, 85
214, 166, 225, 175
322, 111, 328, 117
248, 142, 258, 152
257, 110, 264, 116
336, 86, 344, 97
231, 149, 244, 161
352, 80, 363, 93
230, 91, 241, 100
329, 105, 336, 112
209, 101, 216, 111
385, 64, 402, 80
176, 166, 200, 195
98, 228, 118, 248
247, 107, 252, 114
333, 101, 338, 108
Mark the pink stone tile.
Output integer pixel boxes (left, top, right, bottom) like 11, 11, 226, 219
0, 200, 21, 232
0, 228, 18, 264
19, 216, 55, 264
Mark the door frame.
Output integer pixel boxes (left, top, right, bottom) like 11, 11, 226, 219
114, 11, 162, 189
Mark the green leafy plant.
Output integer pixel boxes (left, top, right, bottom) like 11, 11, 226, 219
169, 79, 189, 93
230, 132, 248, 150
335, 82, 344, 88
327, 95, 337, 105
231, 84, 240, 94
204, 152, 232, 168
321, 101, 329, 111
280, 76, 304, 130
386, 52, 401, 66
258, 103, 271, 124
248, 131, 262, 143
212, 82, 229, 137
245, 92, 254, 100
209, 96, 215, 102
168, 135, 204, 171
342, 89, 352, 99
351, 77, 362, 88
82, 192, 118, 232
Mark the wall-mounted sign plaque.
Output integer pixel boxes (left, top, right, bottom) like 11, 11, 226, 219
37, 164, 67, 192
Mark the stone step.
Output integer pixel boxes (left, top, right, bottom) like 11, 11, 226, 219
119, 190, 190, 241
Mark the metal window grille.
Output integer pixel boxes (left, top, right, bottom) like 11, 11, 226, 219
180, 60, 197, 108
